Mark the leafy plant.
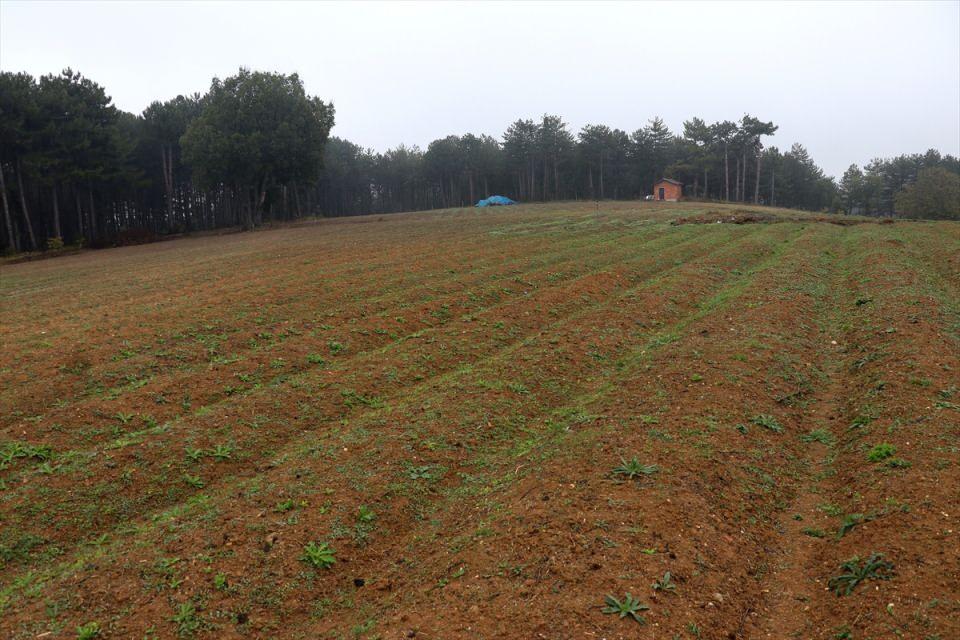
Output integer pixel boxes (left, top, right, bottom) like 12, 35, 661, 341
867, 443, 896, 462
209, 444, 234, 460
341, 389, 385, 409
407, 465, 436, 480
306, 353, 326, 365
800, 429, 834, 445
274, 499, 297, 513
213, 573, 228, 591
182, 474, 204, 488
328, 341, 345, 354
601, 593, 649, 624
184, 447, 205, 463
357, 505, 376, 523
76, 621, 101, 639
612, 457, 659, 479
171, 601, 201, 637
507, 382, 530, 394
0, 441, 53, 467
752, 414, 784, 433
828, 553, 894, 595
651, 571, 676, 592
302, 541, 336, 569
801, 527, 826, 538
835, 512, 872, 539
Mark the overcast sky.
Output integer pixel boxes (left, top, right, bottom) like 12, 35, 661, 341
2, 0, 958, 177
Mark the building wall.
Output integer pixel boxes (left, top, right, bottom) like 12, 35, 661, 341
654, 182, 682, 201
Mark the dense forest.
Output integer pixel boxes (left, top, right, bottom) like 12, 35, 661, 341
1, 68, 958, 253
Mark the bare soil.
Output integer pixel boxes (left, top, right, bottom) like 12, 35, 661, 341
1, 201, 957, 639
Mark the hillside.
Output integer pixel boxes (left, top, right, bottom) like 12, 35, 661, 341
1, 201, 958, 639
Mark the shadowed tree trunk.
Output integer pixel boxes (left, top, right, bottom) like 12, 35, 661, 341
293, 182, 302, 217
754, 149, 762, 204
724, 143, 729, 201
17, 159, 37, 250
542, 156, 548, 201
52, 186, 61, 240
75, 190, 85, 242
599, 152, 605, 199
88, 186, 98, 240
741, 151, 747, 201
0, 162, 17, 252
734, 158, 740, 202
553, 158, 559, 200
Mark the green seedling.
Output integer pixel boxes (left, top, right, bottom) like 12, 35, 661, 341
76, 621, 101, 640
302, 542, 336, 569
407, 465, 436, 480
612, 458, 659, 479
306, 353, 326, 365
1, 442, 53, 467
828, 553, 894, 595
752, 414, 784, 433
651, 571, 676, 592
601, 593, 649, 624
209, 444, 233, 460
867, 443, 896, 462
357, 505, 376, 523
837, 513, 871, 539
801, 429, 834, 445
182, 474, 204, 489
275, 499, 297, 513
171, 601, 201, 637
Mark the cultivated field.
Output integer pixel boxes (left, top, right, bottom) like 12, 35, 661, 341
1, 201, 958, 639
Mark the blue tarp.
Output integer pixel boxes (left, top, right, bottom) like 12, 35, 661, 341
475, 195, 517, 207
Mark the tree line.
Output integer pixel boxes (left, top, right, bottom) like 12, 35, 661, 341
839, 152, 960, 219
1, 68, 957, 253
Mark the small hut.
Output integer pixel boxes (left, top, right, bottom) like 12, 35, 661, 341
653, 178, 682, 201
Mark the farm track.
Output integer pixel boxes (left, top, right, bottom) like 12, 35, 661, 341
1, 202, 957, 640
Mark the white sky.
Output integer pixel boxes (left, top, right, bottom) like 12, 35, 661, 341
2, 0, 958, 177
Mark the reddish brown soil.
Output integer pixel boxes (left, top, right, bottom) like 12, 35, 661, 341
672, 210, 897, 226
1, 201, 957, 639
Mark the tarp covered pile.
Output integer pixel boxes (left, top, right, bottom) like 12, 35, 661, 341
475, 195, 517, 207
